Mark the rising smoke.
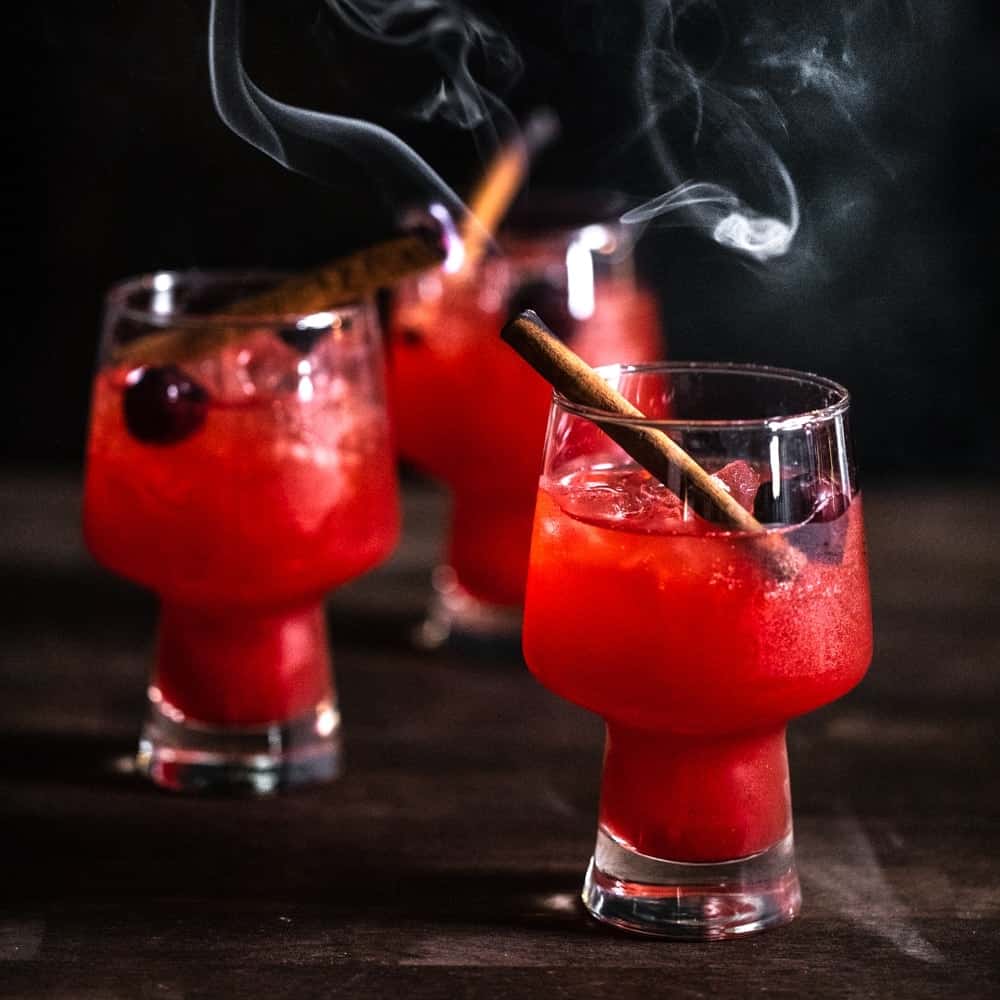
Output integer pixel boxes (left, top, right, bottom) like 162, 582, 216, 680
209, 0, 913, 267
323, 0, 522, 136
627, 0, 914, 262
209, 0, 483, 225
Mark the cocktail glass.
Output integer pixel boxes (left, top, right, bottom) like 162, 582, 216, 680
389, 201, 662, 646
83, 271, 399, 792
522, 363, 873, 938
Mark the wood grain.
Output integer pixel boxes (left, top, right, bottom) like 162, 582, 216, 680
0, 477, 997, 999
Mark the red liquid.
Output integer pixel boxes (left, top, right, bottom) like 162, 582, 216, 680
522, 470, 872, 862
389, 276, 661, 606
83, 365, 399, 725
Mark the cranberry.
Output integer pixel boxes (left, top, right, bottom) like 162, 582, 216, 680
400, 211, 453, 263
122, 366, 208, 445
756, 474, 851, 564
753, 474, 849, 526
507, 278, 576, 342
278, 324, 327, 354
279, 310, 346, 354
807, 478, 851, 523
395, 326, 424, 348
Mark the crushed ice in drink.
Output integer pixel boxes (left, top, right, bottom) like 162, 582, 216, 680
554, 461, 768, 537
554, 468, 690, 534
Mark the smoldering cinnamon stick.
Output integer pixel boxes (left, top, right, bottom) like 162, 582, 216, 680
114, 234, 444, 367
458, 109, 560, 272
500, 310, 805, 581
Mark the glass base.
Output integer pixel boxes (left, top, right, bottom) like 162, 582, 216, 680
583, 827, 801, 939
413, 565, 523, 650
137, 693, 342, 794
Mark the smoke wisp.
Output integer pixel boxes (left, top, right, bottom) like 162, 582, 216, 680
323, 0, 522, 134
209, 0, 478, 224
629, 0, 913, 262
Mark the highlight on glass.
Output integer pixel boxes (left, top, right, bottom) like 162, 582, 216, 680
83, 271, 399, 793
521, 362, 873, 938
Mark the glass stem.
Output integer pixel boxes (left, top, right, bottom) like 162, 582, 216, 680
599, 723, 792, 863
153, 599, 333, 727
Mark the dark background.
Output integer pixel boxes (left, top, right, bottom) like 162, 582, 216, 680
9, 1, 998, 474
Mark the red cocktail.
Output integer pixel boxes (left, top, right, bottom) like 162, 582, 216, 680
521, 363, 873, 937
389, 219, 662, 642
83, 272, 398, 792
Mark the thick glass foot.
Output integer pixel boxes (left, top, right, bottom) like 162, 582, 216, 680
413, 565, 522, 650
137, 692, 342, 794
583, 828, 801, 939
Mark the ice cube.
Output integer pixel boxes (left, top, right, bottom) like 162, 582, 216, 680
711, 460, 762, 513
556, 468, 689, 534
237, 333, 302, 398
184, 330, 296, 403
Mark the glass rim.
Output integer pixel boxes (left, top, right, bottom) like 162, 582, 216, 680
106, 269, 372, 329
553, 361, 851, 431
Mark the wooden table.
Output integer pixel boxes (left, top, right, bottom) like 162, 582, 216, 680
1, 476, 997, 998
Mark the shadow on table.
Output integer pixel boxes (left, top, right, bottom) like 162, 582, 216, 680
4, 806, 589, 936
0, 727, 591, 936
1, 564, 514, 660
0, 567, 155, 641
0, 730, 147, 789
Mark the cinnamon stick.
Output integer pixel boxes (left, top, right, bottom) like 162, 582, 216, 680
501, 310, 805, 581
114, 234, 444, 367
458, 109, 559, 272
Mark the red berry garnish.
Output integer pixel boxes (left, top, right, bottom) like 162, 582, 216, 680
122, 366, 208, 445
758, 474, 851, 564
754, 474, 848, 525
396, 327, 424, 347
807, 477, 851, 523
278, 315, 340, 354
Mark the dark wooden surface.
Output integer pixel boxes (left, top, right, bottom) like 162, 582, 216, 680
1, 475, 997, 999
